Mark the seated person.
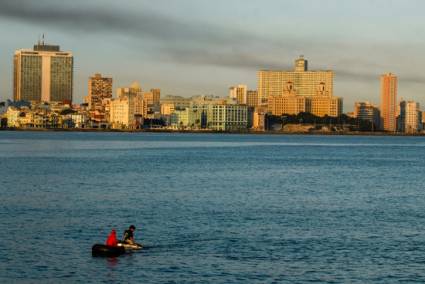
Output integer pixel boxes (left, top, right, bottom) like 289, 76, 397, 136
123, 225, 136, 244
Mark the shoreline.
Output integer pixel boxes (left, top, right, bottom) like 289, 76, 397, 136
1, 128, 425, 137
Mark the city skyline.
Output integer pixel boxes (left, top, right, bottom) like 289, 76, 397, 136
1, 0, 425, 111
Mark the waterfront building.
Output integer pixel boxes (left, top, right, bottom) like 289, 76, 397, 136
380, 73, 397, 132
208, 104, 248, 131
143, 89, 161, 106
229, 85, 247, 104
170, 108, 189, 129
246, 90, 259, 108
268, 81, 308, 115
160, 103, 175, 116
354, 101, 380, 128
310, 96, 343, 117
85, 73, 112, 112
169, 98, 248, 131
268, 94, 309, 115
422, 111, 425, 130
398, 100, 422, 133
4, 107, 21, 128
110, 82, 145, 129
109, 96, 132, 129
258, 56, 333, 100
259, 56, 342, 117
151, 89, 161, 105
14, 41, 73, 103
252, 107, 267, 131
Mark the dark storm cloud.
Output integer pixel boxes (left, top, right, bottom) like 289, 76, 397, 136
0, 0, 273, 47
1, 0, 424, 86
0, 0, 301, 70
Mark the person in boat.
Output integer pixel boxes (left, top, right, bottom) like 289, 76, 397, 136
123, 225, 136, 244
106, 229, 118, 247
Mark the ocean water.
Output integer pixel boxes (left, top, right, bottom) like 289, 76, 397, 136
1, 131, 425, 283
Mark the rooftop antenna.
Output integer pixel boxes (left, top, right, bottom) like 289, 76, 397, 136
42, 33, 45, 45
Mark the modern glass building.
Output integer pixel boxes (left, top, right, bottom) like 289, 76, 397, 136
14, 42, 73, 103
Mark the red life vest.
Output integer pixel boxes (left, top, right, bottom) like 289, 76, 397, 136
106, 230, 118, 246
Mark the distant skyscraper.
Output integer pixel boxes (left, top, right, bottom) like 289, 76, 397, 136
150, 89, 161, 105
14, 41, 73, 103
86, 73, 112, 111
398, 100, 422, 133
229, 85, 247, 104
380, 73, 397, 132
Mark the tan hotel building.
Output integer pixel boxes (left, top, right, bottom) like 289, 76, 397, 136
259, 56, 342, 117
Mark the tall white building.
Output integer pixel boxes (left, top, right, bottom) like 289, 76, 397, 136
398, 101, 422, 133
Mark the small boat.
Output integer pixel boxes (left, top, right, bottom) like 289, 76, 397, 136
92, 244, 126, 257
117, 241, 143, 251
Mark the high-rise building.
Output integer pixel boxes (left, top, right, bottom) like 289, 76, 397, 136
110, 82, 145, 128
268, 94, 310, 115
258, 56, 333, 101
14, 42, 73, 103
229, 85, 247, 104
246, 90, 259, 108
398, 100, 422, 133
267, 78, 342, 117
143, 89, 161, 106
380, 73, 397, 132
309, 96, 343, 117
258, 56, 341, 117
354, 101, 380, 128
150, 89, 161, 105
86, 73, 112, 112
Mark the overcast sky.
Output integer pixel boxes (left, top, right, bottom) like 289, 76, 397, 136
1, 0, 425, 111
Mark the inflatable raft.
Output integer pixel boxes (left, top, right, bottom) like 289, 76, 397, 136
92, 242, 142, 257
92, 244, 126, 257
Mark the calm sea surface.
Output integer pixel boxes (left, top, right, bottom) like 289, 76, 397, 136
1, 131, 425, 283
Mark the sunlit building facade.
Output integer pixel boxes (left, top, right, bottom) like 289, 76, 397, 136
354, 101, 380, 128
110, 82, 145, 128
246, 90, 259, 108
208, 104, 248, 131
86, 73, 112, 112
258, 56, 333, 100
380, 73, 397, 132
259, 56, 341, 117
229, 85, 247, 105
143, 89, 161, 106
